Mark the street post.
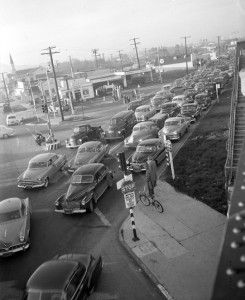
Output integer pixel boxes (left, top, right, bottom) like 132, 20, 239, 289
165, 140, 175, 180
216, 83, 221, 102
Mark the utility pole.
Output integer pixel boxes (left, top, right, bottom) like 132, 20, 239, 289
46, 69, 56, 117
1, 73, 10, 104
41, 46, 64, 122
217, 35, 221, 63
157, 47, 163, 84
69, 56, 74, 78
181, 36, 191, 75
39, 80, 53, 136
27, 75, 38, 121
65, 77, 75, 115
92, 49, 99, 69
118, 50, 123, 71
130, 37, 141, 69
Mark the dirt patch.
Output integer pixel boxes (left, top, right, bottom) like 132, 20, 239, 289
162, 85, 232, 215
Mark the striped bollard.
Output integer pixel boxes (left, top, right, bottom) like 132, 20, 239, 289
129, 207, 139, 242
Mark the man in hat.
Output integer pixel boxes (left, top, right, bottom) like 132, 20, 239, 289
145, 156, 157, 199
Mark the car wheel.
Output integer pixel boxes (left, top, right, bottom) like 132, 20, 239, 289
44, 178, 49, 188
87, 199, 95, 213
3, 134, 9, 139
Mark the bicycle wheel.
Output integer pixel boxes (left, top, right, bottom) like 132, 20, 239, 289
153, 200, 164, 213
139, 193, 151, 206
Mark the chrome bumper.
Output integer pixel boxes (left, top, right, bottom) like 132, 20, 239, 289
0, 243, 30, 257
17, 182, 45, 188
55, 208, 86, 214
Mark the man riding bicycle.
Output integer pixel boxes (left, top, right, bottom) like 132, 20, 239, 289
145, 156, 157, 199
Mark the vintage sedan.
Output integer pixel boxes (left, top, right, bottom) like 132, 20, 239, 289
160, 102, 180, 118
0, 197, 31, 257
194, 93, 212, 110
134, 105, 156, 122
0, 125, 15, 139
171, 94, 188, 107
150, 96, 170, 111
17, 153, 67, 189
180, 103, 201, 123
124, 121, 159, 149
127, 139, 165, 172
158, 117, 189, 141
24, 253, 102, 299
67, 141, 109, 173
55, 163, 113, 214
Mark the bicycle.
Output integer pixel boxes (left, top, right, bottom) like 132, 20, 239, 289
138, 191, 164, 213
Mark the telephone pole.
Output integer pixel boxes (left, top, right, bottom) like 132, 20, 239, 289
41, 46, 64, 122
118, 50, 124, 71
69, 55, 74, 78
217, 35, 221, 62
181, 36, 191, 75
1, 73, 10, 104
92, 49, 99, 69
130, 37, 141, 69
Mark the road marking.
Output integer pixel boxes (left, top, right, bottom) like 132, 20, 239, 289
157, 284, 174, 300
94, 208, 111, 227
109, 141, 123, 155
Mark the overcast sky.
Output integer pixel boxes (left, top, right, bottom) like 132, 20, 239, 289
0, 0, 244, 68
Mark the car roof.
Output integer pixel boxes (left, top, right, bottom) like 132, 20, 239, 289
173, 94, 185, 99
78, 141, 101, 148
133, 121, 155, 128
150, 112, 167, 120
27, 260, 79, 291
166, 117, 182, 122
138, 138, 161, 146
136, 104, 151, 110
0, 198, 21, 213
113, 110, 133, 118
182, 103, 197, 107
74, 163, 104, 175
29, 153, 56, 163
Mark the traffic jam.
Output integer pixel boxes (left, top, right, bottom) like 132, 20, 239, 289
0, 58, 233, 299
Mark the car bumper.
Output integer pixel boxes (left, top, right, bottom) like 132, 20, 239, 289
55, 208, 87, 214
127, 164, 146, 172
0, 243, 30, 257
165, 134, 180, 140
65, 141, 79, 149
17, 182, 45, 188
104, 133, 123, 140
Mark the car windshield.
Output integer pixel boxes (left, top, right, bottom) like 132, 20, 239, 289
29, 161, 48, 168
137, 145, 157, 153
78, 145, 101, 153
74, 126, 86, 134
0, 210, 21, 223
182, 105, 196, 112
136, 107, 149, 113
8, 116, 16, 119
71, 174, 94, 184
27, 290, 64, 300
133, 126, 147, 132
165, 121, 180, 126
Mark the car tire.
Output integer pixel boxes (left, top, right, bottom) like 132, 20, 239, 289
44, 178, 49, 188
87, 199, 95, 213
3, 134, 9, 139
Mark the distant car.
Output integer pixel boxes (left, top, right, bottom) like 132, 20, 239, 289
149, 112, 168, 129
161, 84, 172, 92
65, 124, 104, 149
179, 103, 201, 123
67, 141, 109, 173
124, 121, 159, 149
17, 153, 67, 189
103, 110, 136, 141
150, 96, 170, 111
0, 197, 31, 257
194, 93, 212, 110
169, 86, 186, 95
127, 138, 165, 172
6, 114, 19, 126
24, 253, 103, 299
3, 103, 12, 113
0, 125, 15, 138
158, 116, 189, 141
160, 102, 180, 118
134, 105, 156, 122
171, 95, 188, 107
55, 163, 113, 214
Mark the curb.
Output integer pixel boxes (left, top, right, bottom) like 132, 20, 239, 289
118, 216, 174, 300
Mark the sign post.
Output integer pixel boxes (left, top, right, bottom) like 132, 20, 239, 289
216, 83, 221, 103
165, 140, 175, 180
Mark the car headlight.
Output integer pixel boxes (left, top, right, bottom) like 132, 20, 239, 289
37, 177, 43, 181
118, 130, 121, 134
192, 115, 195, 118
138, 139, 143, 142
19, 233, 25, 242
172, 131, 178, 135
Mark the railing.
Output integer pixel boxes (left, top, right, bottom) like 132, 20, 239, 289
225, 47, 240, 186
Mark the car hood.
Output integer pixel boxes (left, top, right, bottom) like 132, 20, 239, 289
74, 153, 96, 167
0, 219, 24, 246
21, 168, 46, 180
65, 183, 95, 201
163, 126, 180, 133
128, 131, 152, 143
132, 152, 154, 163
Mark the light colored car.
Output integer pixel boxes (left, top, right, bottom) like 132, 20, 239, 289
158, 116, 189, 141
0, 197, 31, 257
171, 95, 188, 107
0, 125, 15, 138
17, 153, 67, 189
68, 141, 109, 173
135, 105, 156, 122
6, 114, 19, 126
151, 96, 170, 111
161, 84, 172, 92
124, 121, 159, 148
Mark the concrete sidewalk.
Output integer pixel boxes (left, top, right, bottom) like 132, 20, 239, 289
120, 181, 226, 300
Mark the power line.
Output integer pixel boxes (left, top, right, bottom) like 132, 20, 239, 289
41, 46, 64, 122
181, 36, 191, 75
130, 37, 141, 69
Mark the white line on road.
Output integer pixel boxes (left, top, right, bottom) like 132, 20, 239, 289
157, 284, 174, 300
94, 208, 111, 227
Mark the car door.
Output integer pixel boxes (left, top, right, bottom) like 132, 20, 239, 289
94, 166, 108, 200
48, 155, 60, 177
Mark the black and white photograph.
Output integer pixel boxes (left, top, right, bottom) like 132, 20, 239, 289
0, 0, 244, 299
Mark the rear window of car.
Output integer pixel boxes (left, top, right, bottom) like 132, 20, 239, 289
8, 115, 16, 119
165, 120, 180, 126
29, 161, 48, 168
71, 174, 94, 184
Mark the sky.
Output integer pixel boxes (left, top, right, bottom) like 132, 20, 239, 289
0, 0, 244, 69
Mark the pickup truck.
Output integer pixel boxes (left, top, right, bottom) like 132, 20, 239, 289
65, 124, 104, 149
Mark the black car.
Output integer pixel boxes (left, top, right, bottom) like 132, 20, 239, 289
160, 102, 180, 118
55, 163, 113, 214
127, 138, 165, 172
24, 253, 102, 299
179, 103, 201, 123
